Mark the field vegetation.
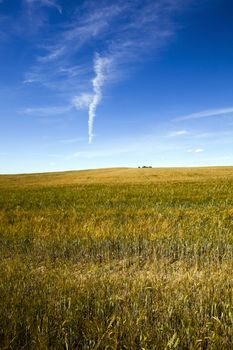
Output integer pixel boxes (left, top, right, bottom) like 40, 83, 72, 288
0, 167, 233, 349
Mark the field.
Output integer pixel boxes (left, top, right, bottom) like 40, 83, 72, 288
0, 167, 233, 349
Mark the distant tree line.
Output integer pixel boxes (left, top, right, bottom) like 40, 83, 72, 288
138, 166, 152, 168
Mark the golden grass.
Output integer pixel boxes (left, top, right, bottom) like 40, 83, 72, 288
1, 166, 232, 187
0, 167, 233, 349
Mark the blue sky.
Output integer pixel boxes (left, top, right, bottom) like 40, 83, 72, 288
0, 0, 233, 173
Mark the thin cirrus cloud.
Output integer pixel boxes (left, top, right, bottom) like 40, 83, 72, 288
22, 0, 192, 142
175, 107, 233, 121
187, 148, 204, 153
37, 46, 65, 63
22, 105, 72, 116
194, 131, 233, 139
167, 130, 189, 137
25, 0, 62, 14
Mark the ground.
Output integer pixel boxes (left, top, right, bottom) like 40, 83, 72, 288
0, 167, 233, 349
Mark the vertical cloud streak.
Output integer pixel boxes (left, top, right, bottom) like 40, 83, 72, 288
21, 0, 194, 143
88, 54, 110, 143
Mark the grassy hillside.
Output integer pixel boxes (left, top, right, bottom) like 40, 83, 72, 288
1, 166, 232, 187
0, 167, 233, 349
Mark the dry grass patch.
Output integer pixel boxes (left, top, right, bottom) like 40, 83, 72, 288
0, 167, 233, 348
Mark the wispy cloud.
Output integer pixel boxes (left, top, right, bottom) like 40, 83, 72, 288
23, 62, 91, 93
25, 0, 62, 14
37, 46, 65, 62
167, 130, 189, 137
175, 107, 233, 121
187, 148, 204, 153
72, 93, 93, 110
72, 55, 112, 143
88, 55, 111, 143
21, 105, 71, 116
21, 0, 192, 142
194, 131, 233, 139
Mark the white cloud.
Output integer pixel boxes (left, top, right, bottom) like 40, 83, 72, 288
175, 107, 233, 121
194, 131, 233, 139
88, 54, 111, 143
22, 0, 193, 142
72, 93, 93, 110
187, 148, 204, 153
21, 105, 71, 116
167, 130, 189, 137
40, 0, 62, 13
37, 47, 65, 62
23, 62, 91, 92
25, 0, 62, 14
37, 2, 125, 63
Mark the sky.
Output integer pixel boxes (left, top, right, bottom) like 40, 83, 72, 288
0, 0, 233, 173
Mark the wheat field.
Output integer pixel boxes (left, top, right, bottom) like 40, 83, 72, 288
0, 167, 233, 349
